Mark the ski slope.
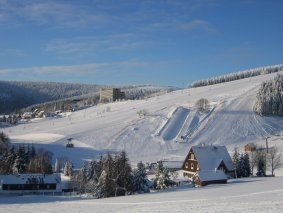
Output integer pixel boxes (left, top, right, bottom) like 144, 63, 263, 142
5, 72, 283, 168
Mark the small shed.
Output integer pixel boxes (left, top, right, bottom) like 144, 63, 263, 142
244, 143, 256, 152
193, 170, 227, 187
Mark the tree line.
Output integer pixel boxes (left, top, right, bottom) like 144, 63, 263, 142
0, 132, 53, 175
190, 65, 283, 88
0, 81, 176, 114
72, 151, 176, 198
232, 145, 282, 177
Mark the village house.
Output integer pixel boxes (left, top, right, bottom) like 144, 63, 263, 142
182, 145, 235, 186
0, 174, 61, 194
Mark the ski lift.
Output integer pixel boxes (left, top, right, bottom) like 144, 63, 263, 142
66, 138, 74, 148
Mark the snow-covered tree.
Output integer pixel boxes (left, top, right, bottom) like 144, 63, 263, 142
95, 170, 109, 198
232, 147, 251, 178
54, 158, 60, 173
0, 132, 10, 154
0, 146, 16, 174
64, 160, 73, 177
132, 161, 150, 193
190, 65, 283, 88
112, 151, 133, 196
12, 146, 27, 174
195, 98, 209, 112
254, 74, 283, 116
237, 153, 251, 177
154, 161, 170, 190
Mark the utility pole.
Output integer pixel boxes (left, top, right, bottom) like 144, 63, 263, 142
265, 136, 270, 153
264, 135, 270, 176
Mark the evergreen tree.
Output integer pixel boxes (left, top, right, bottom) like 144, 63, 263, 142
114, 151, 132, 196
100, 154, 116, 197
243, 153, 251, 177
0, 146, 16, 174
95, 170, 108, 198
132, 161, 150, 193
0, 132, 10, 154
254, 74, 283, 116
64, 161, 73, 176
236, 154, 244, 178
233, 149, 251, 178
12, 146, 27, 174
75, 161, 92, 193
54, 158, 60, 173
255, 148, 266, 176
155, 161, 170, 190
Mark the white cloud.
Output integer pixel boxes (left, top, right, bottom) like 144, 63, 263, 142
0, 59, 171, 79
0, 64, 99, 76
46, 33, 151, 56
0, 0, 111, 28
178, 19, 216, 32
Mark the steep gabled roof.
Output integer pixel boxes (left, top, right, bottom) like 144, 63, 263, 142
191, 145, 234, 171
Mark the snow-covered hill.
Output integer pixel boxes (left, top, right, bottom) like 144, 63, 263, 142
5, 72, 283, 169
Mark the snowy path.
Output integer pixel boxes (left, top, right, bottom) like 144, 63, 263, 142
159, 107, 190, 141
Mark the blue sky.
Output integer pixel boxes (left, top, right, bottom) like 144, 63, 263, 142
0, 0, 282, 87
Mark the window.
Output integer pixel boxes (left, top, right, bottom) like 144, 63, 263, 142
190, 153, 195, 160
185, 162, 189, 169
191, 163, 194, 170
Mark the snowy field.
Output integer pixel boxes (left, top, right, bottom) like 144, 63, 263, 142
0, 176, 282, 212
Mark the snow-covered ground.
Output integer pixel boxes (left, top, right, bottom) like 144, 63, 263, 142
4, 72, 283, 170
0, 176, 282, 212
2, 72, 283, 211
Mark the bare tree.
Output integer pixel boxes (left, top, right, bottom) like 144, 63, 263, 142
267, 146, 282, 176
195, 98, 209, 112
249, 151, 257, 175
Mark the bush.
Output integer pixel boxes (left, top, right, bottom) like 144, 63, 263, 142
195, 98, 209, 112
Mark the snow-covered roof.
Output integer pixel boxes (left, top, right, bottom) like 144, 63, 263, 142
192, 145, 234, 171
159, 161, 183, 169
195, 170, 227, 182
0, 174, 61, 184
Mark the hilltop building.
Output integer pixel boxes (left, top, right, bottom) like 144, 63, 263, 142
100, 88, 125, 103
